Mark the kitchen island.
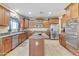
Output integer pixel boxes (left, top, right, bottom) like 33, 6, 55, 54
29, 33, 49, 56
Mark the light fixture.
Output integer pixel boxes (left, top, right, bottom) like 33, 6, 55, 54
48, 12, 52, 15
28, 12, 32, 15
15, 9, 19, 12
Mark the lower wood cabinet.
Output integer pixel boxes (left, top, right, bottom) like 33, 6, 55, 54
27, 32, 34, 37
12, 35, 18, 49
59, 33, 66, 48
1, 36, 12, 55
18, 32, 27, 44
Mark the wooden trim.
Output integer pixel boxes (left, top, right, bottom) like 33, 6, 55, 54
64, 3, 72, 10
65, 43, 79, 56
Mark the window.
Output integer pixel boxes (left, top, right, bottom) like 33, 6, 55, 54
9, 17, 20, 32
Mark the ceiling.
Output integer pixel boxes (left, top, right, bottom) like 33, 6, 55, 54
4, 3, 67, 18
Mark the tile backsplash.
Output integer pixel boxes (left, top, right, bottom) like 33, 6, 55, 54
0, 26, 9, 33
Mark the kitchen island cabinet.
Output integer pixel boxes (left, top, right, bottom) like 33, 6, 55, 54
29, 38, 44, 56
29, 33, 44, 56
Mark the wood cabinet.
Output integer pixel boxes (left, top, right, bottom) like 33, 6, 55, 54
18, 32, 27, 44
49, 18, 59, 24
59, 33, 66, 48
4, 8, 10, 26
20, 17, 29, 29
61, 14, 70, 26
27, 32, 34, 37
43, 20, 49, 28
3, 36, 12, 54
21, 33, 27, 42
0, 36, 12, 55
65, 3, 79, 19
29, 38, 44, 56
20, 17, 25, 30
29, 20, 36, 28
0, 5, 10, 26
0, 6, 4, 26
18, 33, 23, 44
24, 19, 28, 28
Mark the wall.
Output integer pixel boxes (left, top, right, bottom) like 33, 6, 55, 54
0, 26, 9, 33
29, 18, 49, 28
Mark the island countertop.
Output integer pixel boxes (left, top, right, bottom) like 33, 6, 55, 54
29, 32, 49, 39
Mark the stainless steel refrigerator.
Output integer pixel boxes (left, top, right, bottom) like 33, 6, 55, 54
50, 24, 59, 39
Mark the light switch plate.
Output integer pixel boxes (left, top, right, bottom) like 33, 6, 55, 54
35, 41, 39, 46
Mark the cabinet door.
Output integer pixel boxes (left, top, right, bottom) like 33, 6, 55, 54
0, 6, 4, 26
0, 6, 10, 26
43, 20, 49, 28
4, 9, 10, 26
3, 37, 12, 54
12, 35, 18, 49
29, 39, 44, 56
18, 34, 22, 44
25, 19, 28, 28
72, 4, 79, 18
49, 18, 59, 24
20, 17, 25, 30
59, 34, 66, 47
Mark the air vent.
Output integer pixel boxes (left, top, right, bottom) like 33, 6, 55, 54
40, 11, 44, 14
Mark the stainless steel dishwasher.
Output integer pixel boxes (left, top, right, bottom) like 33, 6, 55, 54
12, 35, 18, 49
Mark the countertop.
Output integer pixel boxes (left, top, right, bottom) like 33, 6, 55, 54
0, 28, 49, 38
0, 31, 25, 38
29, 33, 49, 39
24, 28, 49, 32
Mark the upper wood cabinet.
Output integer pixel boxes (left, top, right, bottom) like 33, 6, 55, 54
61, 14, 70, 25
20, 17, 25, 29
0, 6, 10, 26
49, 18, 59, 24
43, 20, 49, 28
24, 19, 29, 28
20, 17, 29, 29
0, 6, 4, 26
29, 20, 36, 28
4, 8, 10, 26
65, 3, 79, 19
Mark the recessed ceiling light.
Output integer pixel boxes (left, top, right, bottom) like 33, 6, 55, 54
28, 12, 32, 15
48, 12, 52, 14
15, 9, 19, 12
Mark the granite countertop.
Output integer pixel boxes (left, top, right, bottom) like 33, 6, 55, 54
0, 31, 25, 38
29, 33, 49, 39
25, 28, 49, 32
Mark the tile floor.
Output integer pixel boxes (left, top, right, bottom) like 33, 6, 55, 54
6, 39, 73, 56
